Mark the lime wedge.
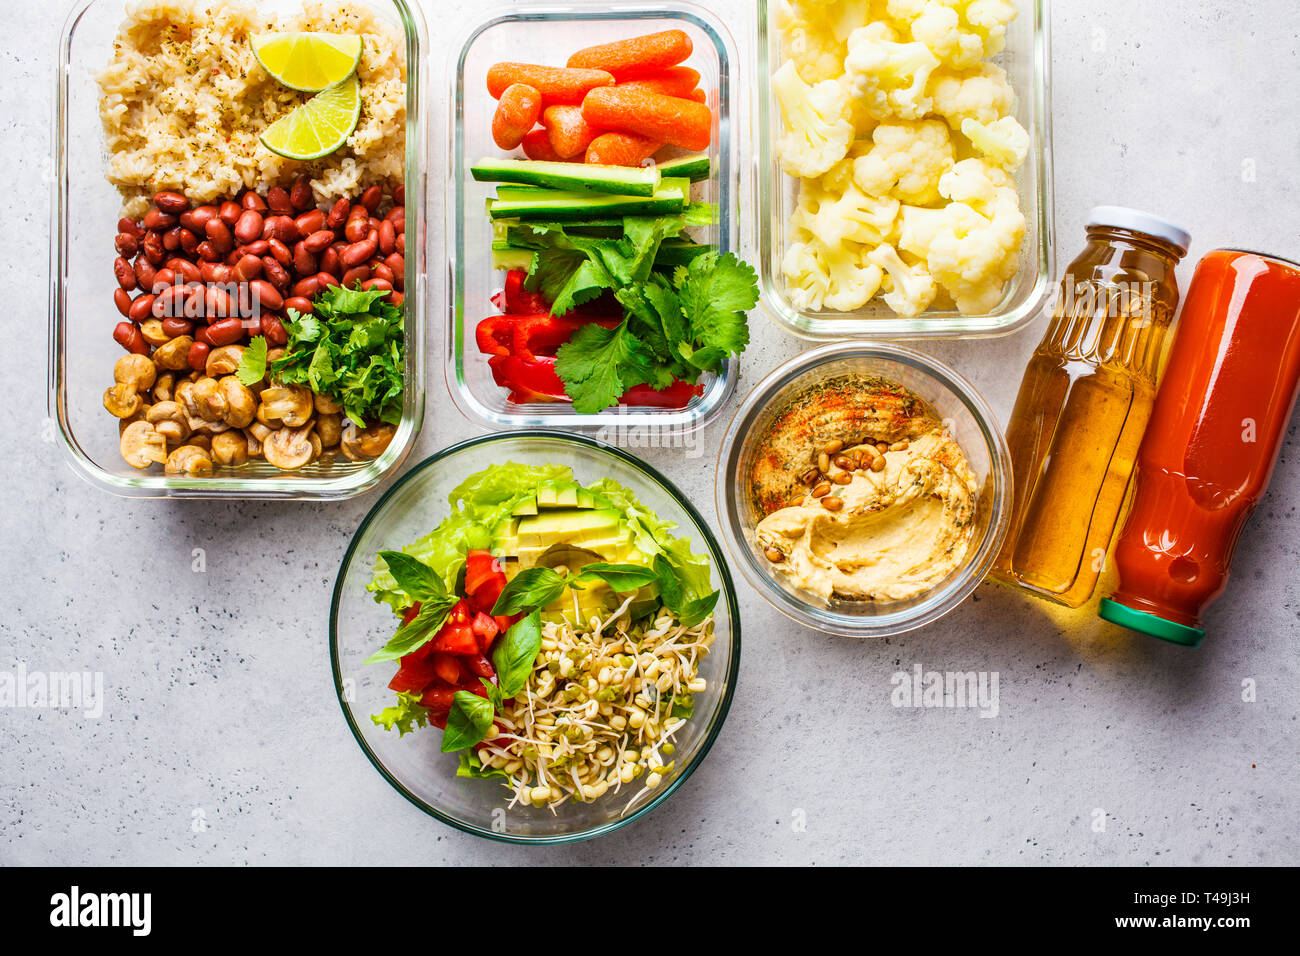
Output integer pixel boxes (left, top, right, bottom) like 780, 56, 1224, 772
252, 32, 362, 92
260, 75, 361, 161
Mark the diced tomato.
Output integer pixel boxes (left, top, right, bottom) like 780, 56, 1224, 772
470, 611, 500, 651
429, 623, 478, 656
431, 652, 464, 687
494, 614, 516, 635
464, 550, 502, 596
419, 684, 456, 712
448, 599, 472, 626
387, 653, 441, 694
463, 652, 496, 679
401, 602, 422, 626
471, 572, 507, 614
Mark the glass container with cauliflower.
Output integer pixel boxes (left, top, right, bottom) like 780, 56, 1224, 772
757, 0, 1050, 335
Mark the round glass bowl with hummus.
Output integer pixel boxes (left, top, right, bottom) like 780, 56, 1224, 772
716, 344, 1011, 638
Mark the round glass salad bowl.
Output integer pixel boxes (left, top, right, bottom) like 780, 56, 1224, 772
716, 343, 1012, 638
331, 430, 740, 843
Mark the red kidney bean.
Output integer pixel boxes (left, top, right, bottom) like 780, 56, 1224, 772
270, 215, 302, 244
205, 285, 237, 319
290, 176, 314, 212
205, 218, 234, 254
326, 197, 351, 230
114, 257, 138, 291
234, 209, 264, 245
143, 231, 165, 265
210, 263, 233, 284
294, 209, 325, 236
315, 271, 340, 290
153, 190, 189, 214
341, 235, 378, 269
199, 261, 221, 283
143, 208, 177, 230
113, 288, 133, 317
284, 296, 314, 316
388, 291, 404, 308
181, 205, 219, 232
152, 284, 188, 318
187, 340, 211, 371
196, 241, 220, 262
240, 239, 270, 257
194, 324, 214, 346
233, 254, 263, 283
249, 278, 283, 312
292, 242, 317, 276
206, 317, 244, 346
385, 205, 405, 229
153, 268, 177, 291
361, 278, 393, 293
267, 186, 293, 216
360, 185, 382, 212
384, 252, 404, 275
292, 276, 322, 299
395, 232, 405, 256
302, 229, 334, 254
241, 191, 267, 212
113, 321, 148, 354
370, 261, 394, 285
261, 257, 290, 291
224, 249, 242, 267
393, 185, 404, 206
114, 232, 138, 257
130, 294, 158, 323
260, 313, 288, 346
344, 209, 369, 243
218, 201, 242, 226
161, 316, 193, 337
163, 226, 184, 252
318, 246, 342, 277
169, 259, 202, 284
378, 220, 396, 256
133, 256, 157, 289
341, 265, 371, 287
179, 229, 199, 255
266, 238, 293, 269
118, 217, 143, 238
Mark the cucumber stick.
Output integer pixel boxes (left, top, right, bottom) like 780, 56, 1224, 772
488, 178, 690, 222
471, 158, 661, 196
655, 155, 710, 182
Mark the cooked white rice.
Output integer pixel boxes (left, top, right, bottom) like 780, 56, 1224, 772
98, 0, 406, 216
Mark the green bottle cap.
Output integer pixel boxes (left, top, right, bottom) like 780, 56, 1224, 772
1099, 598, 1205, 647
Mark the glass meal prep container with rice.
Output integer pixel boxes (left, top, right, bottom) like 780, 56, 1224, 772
755, 0, 1053, 339
446, 2, 745, 432
50, 0, 428, 498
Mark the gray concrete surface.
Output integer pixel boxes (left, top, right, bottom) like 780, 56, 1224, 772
2, 0, 1297, 865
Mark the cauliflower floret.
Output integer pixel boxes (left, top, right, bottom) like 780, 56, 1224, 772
867, 243, 938, 316
852, 119, 955, 205
773, 60, 855, 179
783, 231, 886, 312
961, 115, 1029, 170
927, 62, 1015, 130
844, 22, 941, 122
791, 177, 901, 248
938, 156, 1015, 209
908, 0, 1018, 70
777, 0, 876, 82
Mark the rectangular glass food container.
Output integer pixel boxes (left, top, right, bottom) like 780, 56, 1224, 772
49, 0, 428, 498
756, 0, 1054, 340
447, 1, 741, 431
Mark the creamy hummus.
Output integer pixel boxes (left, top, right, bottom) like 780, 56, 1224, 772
750, 377, 979, 602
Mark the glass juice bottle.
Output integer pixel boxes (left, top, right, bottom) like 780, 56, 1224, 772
991, 208, 1189, 607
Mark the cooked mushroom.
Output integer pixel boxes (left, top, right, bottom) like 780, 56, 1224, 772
152, 335, 193, 371
120, 420, 168, 469
103, 383, 142, 419
114, 353, 157, 392
186, 433, 212, 451
139, 319, 169, 348
153, 371, 176, 403
314, 393, 342, 415
146, 401, 191, 444
174, 380, 199, 418
315, 412, 342, 449
211, 430, 249, 466
217, 376, 256, 429
165, 444, 214, 477
205, 344, 245, 378
341, 422, 397, 461
243, 427, 264, 459
259, 384, 314, 428
191, 377, 227, 423
263, 424, 315, 470
118, 404, 148, 434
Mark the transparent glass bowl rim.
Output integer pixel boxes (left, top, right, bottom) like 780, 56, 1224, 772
329, 429, 743, 843
714, 341, 1013, 638
443, 0, 740, 433
48, 0, 428, 498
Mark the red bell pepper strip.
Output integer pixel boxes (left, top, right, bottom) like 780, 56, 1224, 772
477, 313, 620, 361
621, 379, 704, 407
503, 269, 552, 315
490, 354, 702, 408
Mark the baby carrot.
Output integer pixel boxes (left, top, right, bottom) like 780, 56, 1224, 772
567, 30, 693, 79
492, 84, 542, 150
684, 88, 707, 103
581, 87, 712, 152
613, 66, 701, 98
521, 128, 574, 162
487, 62, 614, 106
543, 105, 601, 159
584, 131, 663, 167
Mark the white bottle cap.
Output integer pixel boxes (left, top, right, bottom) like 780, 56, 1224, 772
1086, 206, 1191, 256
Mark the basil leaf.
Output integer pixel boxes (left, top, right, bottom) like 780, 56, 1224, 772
653, 555, 684, 610
377, 551, 450, 602
363, 596, 457, 664
678, 590, 719, 628
491, 568, 566, 616
457, 748, 510, 780
570, 563, 658, 592
492, 610, 542, 698
479, 677, 504, 711
441, 691, 495, 753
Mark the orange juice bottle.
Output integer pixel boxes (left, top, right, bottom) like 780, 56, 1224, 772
991, 208, 1189, 607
